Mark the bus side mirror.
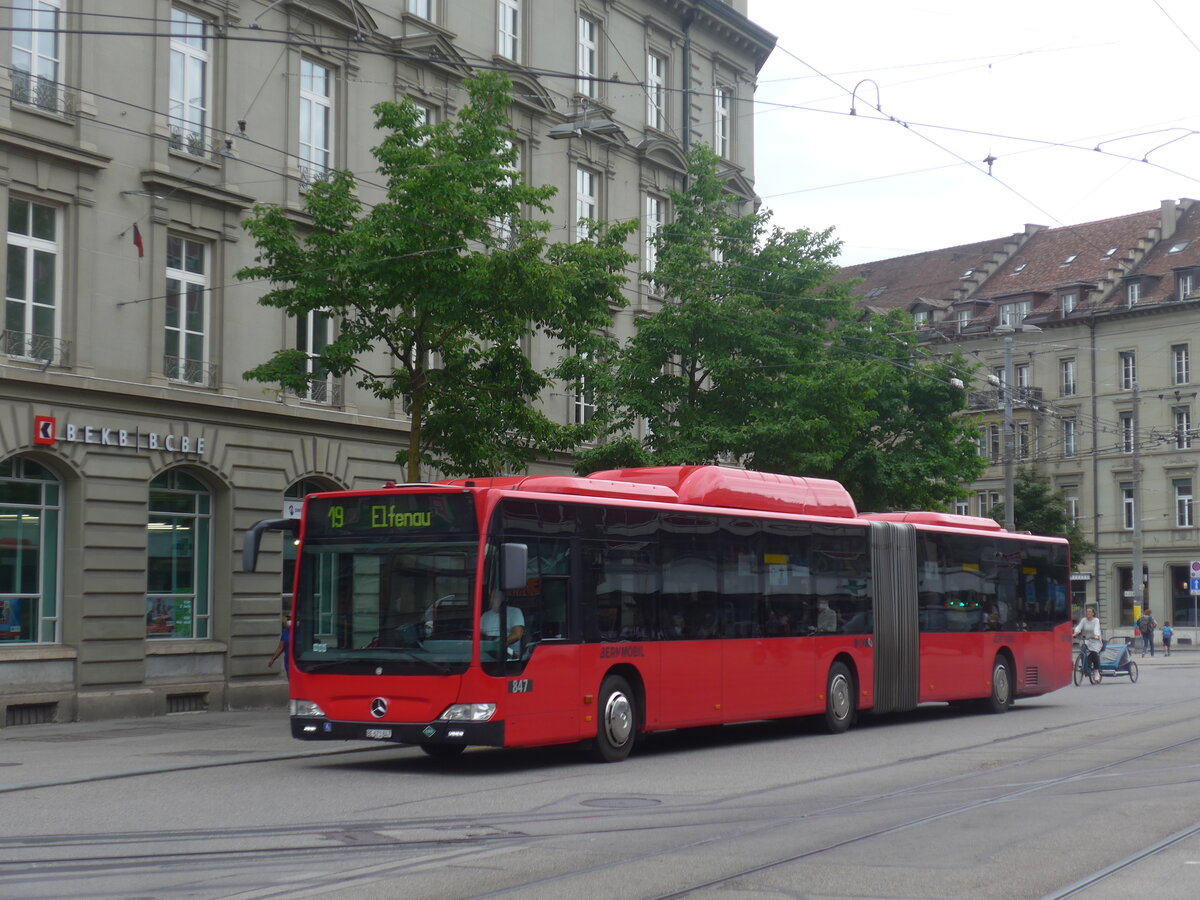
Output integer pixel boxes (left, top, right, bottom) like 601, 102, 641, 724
501, 542, 528, 591
242, 518, 299, 572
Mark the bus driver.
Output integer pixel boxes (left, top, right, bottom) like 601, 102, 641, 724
482, 588, 525, 658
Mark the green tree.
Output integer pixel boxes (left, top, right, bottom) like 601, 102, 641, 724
578, 147, 985, 511
239, 73, 634, 482
991, 468, 1095, 568
577, 145, 854, 471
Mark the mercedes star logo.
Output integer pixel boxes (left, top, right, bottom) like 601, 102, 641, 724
370, 698, 388, 719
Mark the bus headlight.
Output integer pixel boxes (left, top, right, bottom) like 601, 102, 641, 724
290, 699, 327, 718
439, 703, 496, 722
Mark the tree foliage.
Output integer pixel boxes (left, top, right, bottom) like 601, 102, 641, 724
991, 468, 1095, 568
577, 146, 985, 511
239, 72, 634, 481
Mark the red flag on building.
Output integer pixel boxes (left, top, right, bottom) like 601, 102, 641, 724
132, 223, 144, 257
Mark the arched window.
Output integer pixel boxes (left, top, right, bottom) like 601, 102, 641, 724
283, 479, 336, 634
0, 457, 61, 643
146, 470, 211, 639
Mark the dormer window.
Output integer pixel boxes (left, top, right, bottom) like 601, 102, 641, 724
1000, 300, 1031, 326
1061, 254, 1078, 266
1127, 281, 1141, 307
1010, 263, 1027, 275
956, 309, 971, 332
865, 286, 886, 299
1102, 247, 1117, 259
1180, 271, 1197, 301
1169, 240, 1190, 253
1060, 291, 1077, 314
912, 310, 929, 326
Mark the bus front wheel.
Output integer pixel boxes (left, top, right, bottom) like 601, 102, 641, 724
986, 656, 1012, 713
592, 675, 636, 762
824, 662, 856, 734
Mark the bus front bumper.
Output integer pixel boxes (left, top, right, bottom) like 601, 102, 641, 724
290, 716, 505, 747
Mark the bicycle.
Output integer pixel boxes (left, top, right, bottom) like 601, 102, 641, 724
1073, 640, 1103, 685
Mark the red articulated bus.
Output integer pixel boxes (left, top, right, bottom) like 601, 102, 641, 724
243, 466, 1072, 762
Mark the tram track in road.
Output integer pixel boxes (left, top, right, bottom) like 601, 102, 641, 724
6, 705, 1200, 900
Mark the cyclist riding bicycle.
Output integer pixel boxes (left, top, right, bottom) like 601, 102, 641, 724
1073, 606, 1103, 679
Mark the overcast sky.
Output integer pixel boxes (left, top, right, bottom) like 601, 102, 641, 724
748, 0, 1200, 265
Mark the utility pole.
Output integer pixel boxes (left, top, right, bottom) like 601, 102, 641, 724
1002, 334, 1015, 531
1132, 381, 1143, 612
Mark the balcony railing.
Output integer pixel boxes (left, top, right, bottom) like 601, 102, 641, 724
289, 379, 343, 407
1, 330, 70, 367
167, 122, 219, 161
967, 386, 1044, 412
11, 70, 74, 115
164, 356, 219, 388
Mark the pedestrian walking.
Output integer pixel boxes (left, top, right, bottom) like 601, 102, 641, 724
1137, 608, 1158, 657
268, 613, 290, 679
1162, 621, 1173, 656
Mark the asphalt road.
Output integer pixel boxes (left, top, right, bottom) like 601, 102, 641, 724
2, 652, 1198, 899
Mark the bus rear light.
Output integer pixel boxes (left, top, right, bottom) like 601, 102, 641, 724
439, 703, 496, 722
290, 699, 327, 718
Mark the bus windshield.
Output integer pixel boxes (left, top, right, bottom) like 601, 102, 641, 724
293, 493, 479, 675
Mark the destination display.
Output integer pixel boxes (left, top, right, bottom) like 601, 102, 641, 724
304, 492, 477, 539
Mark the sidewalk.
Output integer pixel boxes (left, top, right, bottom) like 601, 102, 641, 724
0, 707, 387, 795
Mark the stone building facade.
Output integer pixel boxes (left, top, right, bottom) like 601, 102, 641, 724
843, 199, 1200, 642
0, 1, 774, 723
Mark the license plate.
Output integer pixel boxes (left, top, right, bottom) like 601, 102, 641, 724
365, 728, 392, 740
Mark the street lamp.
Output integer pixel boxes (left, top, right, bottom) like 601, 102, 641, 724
993, 324, 1042, 531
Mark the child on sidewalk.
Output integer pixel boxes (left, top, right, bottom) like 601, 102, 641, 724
1162, 621, 1174, 656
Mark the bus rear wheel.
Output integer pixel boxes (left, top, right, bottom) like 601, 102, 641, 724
824, 662, 856, 734
592, 675, 636, 762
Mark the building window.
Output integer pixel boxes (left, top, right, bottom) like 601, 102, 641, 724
1063, 488, 1080, 524
1014, 362, 1030, 390
146, 470, 211, 640
977, 490, 1000, 517
1172, 344, 1190, 385
714, 84, 731, 158
1175, 407, 1192, 450
574, 353, 595, 424
5, 197, 60, 363
999, 300, 1030, 327
982, 423, 1000, 462
168, 7, 211, 158
407, 0, 432, 19
1062, 418, 1077, 458
646, 51, 666, 131
11, 0, 62, 113
1060, 357, 1076, 396
912, 310, 929, 326
1119, 412, 1134, 453
165, 235, 210, 385
575, 166, 597, 242
296, 311, 333, 404
1060, 291, 1077, 314
644, 193, 663, 281
0, 456, 60, 644
497, 0, 520, 61
956, 309, 971, 331
492, 140, 520, 242
1119, 351, 1136, 390
577, 15, 598, 98
1180, 271, 1197, 301
298, 59, 333, 186
1016, 422, 1033, 460
1126, 281, 1140, 307
1175, 479, 1194, 528
1121, 482, 1135, 530
954, 498, 970, 516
